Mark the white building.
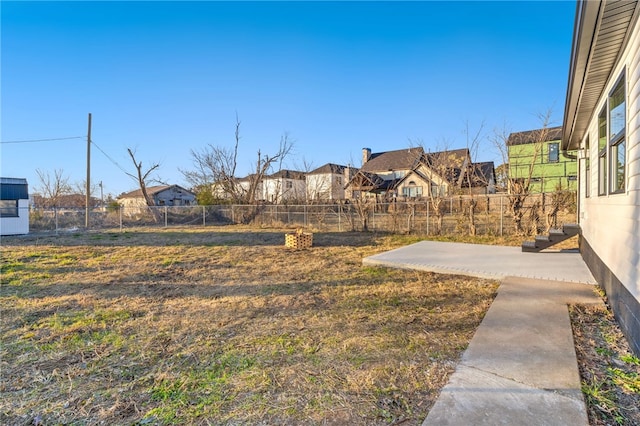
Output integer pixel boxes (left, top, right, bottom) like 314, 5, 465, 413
262, 170, 306, 203
562, 0, 640, 354
0, 177, 29, 236
306, 163, 353, 201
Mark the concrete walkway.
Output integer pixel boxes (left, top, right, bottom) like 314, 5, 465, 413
363, 241, 602, 426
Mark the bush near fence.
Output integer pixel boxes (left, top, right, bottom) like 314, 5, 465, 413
25, 192, 577, 236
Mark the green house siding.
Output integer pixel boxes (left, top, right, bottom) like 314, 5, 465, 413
508, 140, 578, 193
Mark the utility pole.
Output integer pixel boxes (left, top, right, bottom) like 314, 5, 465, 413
85, 113, 92, 228
99, 181, 104, 210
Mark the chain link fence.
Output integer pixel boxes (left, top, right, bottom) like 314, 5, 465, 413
23, 192, 577, 236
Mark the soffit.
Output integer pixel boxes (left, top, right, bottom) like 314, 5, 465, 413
563, 0, 639, 150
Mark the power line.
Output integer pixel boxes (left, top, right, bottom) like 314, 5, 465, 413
0, 136, 85, 144
91, 139, 130, 176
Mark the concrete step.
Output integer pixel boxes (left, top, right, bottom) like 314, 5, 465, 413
521, 224, 580, 252
563, 223, 580, 236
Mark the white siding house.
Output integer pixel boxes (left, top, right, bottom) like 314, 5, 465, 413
0, 177, 29, 236
562, 0, 640, 354
262, 170, 306, 203
306, 163, 353, 201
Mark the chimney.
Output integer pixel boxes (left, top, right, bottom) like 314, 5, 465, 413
362, 148, 371, 165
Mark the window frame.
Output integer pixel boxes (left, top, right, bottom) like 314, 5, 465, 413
548, 142, 560, 163
597, 107, 607, 196
402, 182, 423, 198
608, 73, 626, 195
584, 136, 590, 198
0, 200, 19, 218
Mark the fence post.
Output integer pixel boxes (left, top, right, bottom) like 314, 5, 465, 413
338, 204, 342, 232
426, 200, 430, 235
304, 205, 307, 227
55, 208, 59, 234
202, 206, 206, 226
371, 207, 375, 230
164, 206, 168, 227
119, 206, 123, 233
500, 195, 503, 236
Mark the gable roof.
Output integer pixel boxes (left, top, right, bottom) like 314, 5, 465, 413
462, 161, 496, 188
118, 185, 194, 199
360, 147, 424, 173
350, 147, 479, 193
507, 126, 563, 146
265, 169, 306, 180
423, 148, 470, 168
308, 163, 348, 175
348, 171, 399, 193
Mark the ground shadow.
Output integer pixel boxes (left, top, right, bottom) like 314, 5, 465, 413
1, 230, 382, 248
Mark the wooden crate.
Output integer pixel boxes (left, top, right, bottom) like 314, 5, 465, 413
285, 232, 313, 249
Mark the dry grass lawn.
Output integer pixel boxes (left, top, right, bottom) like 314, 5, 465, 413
1, 227, 498, 425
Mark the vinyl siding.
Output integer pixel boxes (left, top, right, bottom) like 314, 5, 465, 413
0, 199, 29, 235
580, 17, 640, 300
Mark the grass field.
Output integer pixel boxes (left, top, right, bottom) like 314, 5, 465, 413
1, 227, 499, 425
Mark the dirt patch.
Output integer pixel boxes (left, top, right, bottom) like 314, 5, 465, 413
571, 303, 640, 426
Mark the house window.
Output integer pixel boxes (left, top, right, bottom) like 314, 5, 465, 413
584, 137, 590, 198
609, 75, 625, 194
402, 183, 422, 198
285, 181, 293, 189
0, 200, 18, 217
548, 142, 559, 163
430, 183, 446, 197
336, 177, 342, 185
598, 107, 607, 196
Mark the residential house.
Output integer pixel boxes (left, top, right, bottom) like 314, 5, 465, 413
117, 185, 196, 213
562, 0, 639, 354
306, 163, 356, 201
262, 170, 306, 203
0, 177, 29, 235
348, 147, 495, 199
234, 174, 263, 202
507, 126, 578, 193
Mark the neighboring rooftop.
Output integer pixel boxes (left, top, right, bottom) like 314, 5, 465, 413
308, 163, 349, 175
266, 169, 306, 180
507, 126, 563, 146
361, 147, 424, 172
118, 185, 193, 199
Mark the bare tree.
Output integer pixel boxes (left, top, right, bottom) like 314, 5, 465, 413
35, 168, 72, 208
126, 148, 162, 222
460, 121, 486, 236
182, 116, 242, 203
409, 139, 462, 235
182, 117, 294, 207
491, 110, 552, 235
248, 133, 294, 205
73, 180, 98, 200
544, 185, 574, 233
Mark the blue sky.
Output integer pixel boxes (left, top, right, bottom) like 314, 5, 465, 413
1, 1, 576, 198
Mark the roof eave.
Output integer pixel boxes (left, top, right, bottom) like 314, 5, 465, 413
562, 0, 640, 151
562, 0, 601, 151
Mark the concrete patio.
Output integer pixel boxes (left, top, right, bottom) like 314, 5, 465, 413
363, 241, 601, 425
